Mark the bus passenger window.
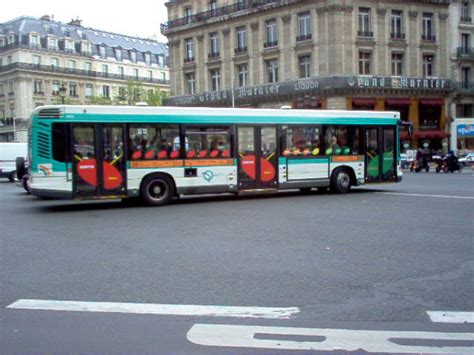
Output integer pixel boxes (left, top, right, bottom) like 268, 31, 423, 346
283, 126, 321, 157
185, 127, 231, 159
129, 125, 180, 160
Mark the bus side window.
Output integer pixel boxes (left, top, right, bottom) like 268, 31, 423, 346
282, 126, 321, 156
129, 125, 180, 160
52, 123, 70, 162
185, 126, 231, 159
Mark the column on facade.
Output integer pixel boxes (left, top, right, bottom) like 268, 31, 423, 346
250, 21, 260, 85
196, 34, 205, 92
316, 8, 328, 76
222, 27, 231, 90
375, 98, 385, 111
327, 7, 344, 74
409, 97, 420, 146
281, 14, 292, 81
407, 11, 419, 76
342, 5, 354, 74
438, 12, 449, 78
376, 6, 387, 75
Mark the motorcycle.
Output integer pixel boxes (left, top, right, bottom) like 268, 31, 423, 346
442, 156, 463, 173
410, 157, 430, 173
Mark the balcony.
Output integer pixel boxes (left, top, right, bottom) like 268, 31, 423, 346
422, 34, 436, 42
234, 46, 247, 54
184, 56, 195, 63
161, 0, 283, 33
296, 34, 312, 42
357, 31, 373, 38
33, 91, 45, 96
0, 43, 93, 58
208, 52, 220, 59
390, 32, 406, 40
264, 41, 278, 48
457, 81, 474, 93
460, 16, 472, 23
456, 47, 474, 59
0, 63, 170, 86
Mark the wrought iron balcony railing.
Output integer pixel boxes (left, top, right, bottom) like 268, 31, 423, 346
208, 52, 220, 59
456, 81, 474, 93
357, 31, 373, 38
296, 34, 312, 42
0, 62, 170, 85
390, 32, 406, 40
184, 56, 195, 63
234, 46, 248, 54
460, 16, 472, 23
264, 41, 278, 48
422, 34, 436, 42
456, 47, 474, 59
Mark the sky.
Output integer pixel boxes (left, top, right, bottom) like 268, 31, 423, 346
0, 0, 169, 43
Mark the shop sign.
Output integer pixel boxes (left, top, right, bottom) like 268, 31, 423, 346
457, 124, 474, 137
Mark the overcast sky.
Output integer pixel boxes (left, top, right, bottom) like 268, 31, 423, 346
0, 0, 169, 43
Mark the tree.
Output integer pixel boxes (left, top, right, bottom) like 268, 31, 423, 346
146, 87, 169, 106
125, 80, 145, 105
89, 96, 112, 105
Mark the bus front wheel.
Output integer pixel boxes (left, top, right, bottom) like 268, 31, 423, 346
140, 174, 175, 206
331, 168, 351, 194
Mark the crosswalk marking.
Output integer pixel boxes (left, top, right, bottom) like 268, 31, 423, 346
6, 299, 299, 319
427, 311, 474, 324
187, 324, 474, 353
376, 192, 474, 200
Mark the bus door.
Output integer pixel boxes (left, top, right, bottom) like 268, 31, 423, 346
72, 124, 127, 197
365, 127, 397, 182
237, 126, 278, 190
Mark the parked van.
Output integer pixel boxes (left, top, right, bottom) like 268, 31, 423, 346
0, 143, 28, 182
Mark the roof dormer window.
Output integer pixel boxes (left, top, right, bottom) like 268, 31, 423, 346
7, 35, 15, 45
30, 34, 40, 48
130, 51, 137, 63
99, 46, 106, 59
115, 48, 122, 61
145, 53, 151, 65
48, 37, 58, 50
82, 42, 91, 55
65, 39, 75, 53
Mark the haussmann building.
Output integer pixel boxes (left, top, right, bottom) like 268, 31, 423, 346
161, 0, 460, 152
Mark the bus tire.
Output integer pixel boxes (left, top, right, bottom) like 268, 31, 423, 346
16, 157, 26, 180
140, 174, 175, 206
331, 168, 351, 194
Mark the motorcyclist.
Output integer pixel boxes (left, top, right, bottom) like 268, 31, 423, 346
445, 150, 459, 171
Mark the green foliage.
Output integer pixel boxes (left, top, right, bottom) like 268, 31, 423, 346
146, 87, 169, 106
89, 96, 113, 105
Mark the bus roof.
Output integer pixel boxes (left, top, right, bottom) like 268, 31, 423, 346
33, 105, 400, 125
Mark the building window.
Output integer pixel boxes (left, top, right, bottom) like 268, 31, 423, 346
30, 34, 40, 48
185, 38, 194, 61
422, 54, 434, 77
297, 12, 312, 41
148, 70, 153, 80
358, 51, 371, 75
236, 26, 247, 52
99, 46, 106, 58
145, 53, 151, 65
32, 55, 41, 67
422, 13, 435, 41
461, 2, 471, 22
158, 55, 164, 68
69, 82, 77, 97
65, 40, 75, 53
209, 0, 217, 16
0, 83, 3, 96
102, 85, 110, 98
266, 59, 278, 83
51, 58, 59, 69
48, 37, 58, 50
130, 51, 137, 62
52, 81, 60, 96
185, 72, 196, 95
237, 64, 248, 88
265, 19, 278, 47
8, 81, 14, 94
209, 32, 220, 57
298, 54, 311, 78
68, 60, 76, 70
84, 62, 92, 72
161, 72, 166, 81
461, 33, 470, 53
391, 10, 404, 39
85, 84, 93, 98
461, 67, 471, 89
7, 56, 12, 65
115, 48, 122, 61
118, 86, 126, 98
358, 7, 372, 37
118, 66, 125, 78
391, 53, 403, 76
210, 69, 220, 91
102, 64, 108, 76
33, 80, 43, 94
133, 68, 139, 79
185, 7, 193, 24
82, 42, 91, 55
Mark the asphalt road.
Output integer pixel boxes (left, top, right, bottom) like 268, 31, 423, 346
1, 172, 473, 353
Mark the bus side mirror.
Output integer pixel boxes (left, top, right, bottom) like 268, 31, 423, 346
400, 121, 413, 137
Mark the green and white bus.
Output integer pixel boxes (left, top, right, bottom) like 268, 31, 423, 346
29, 105, 404, 205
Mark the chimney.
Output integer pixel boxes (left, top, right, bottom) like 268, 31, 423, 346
68, 18, 82, 27
40, 15, 51, 21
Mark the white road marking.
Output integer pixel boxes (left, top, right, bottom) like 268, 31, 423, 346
427, 311, 474, 324
377, 192, 474, 200
187, 324, 474, 353
6, 299, 299, 319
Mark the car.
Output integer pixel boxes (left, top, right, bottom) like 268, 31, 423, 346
459, 152, 474, 167
0, 142, 28, 182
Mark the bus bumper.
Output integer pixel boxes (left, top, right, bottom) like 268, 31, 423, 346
31, 188, 73, 199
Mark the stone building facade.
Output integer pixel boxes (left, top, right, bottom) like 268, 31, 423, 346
162, 0, 460, 151
0, 16, 170, 142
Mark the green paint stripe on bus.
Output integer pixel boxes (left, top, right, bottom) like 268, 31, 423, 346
287, 158, 329, 165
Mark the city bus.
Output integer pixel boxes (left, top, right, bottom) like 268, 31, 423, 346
29, 105, 404, 206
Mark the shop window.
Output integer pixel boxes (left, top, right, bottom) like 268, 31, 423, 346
323, 126, 361, 155
282, 126, 321, 156
185, 126, 231, 159
129, 125, 180, 160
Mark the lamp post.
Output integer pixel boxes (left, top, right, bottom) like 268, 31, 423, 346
59, 84, 67, 104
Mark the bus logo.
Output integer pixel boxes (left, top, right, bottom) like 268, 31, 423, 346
203, 170, 214, 182
38, 164, 53, 176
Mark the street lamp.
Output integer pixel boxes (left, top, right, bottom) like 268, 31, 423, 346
59, 84, 67, 104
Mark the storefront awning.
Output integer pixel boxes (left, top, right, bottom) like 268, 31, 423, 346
414, 130, 450, 139
399, 131, 411, 139
419, 98, 444, 106
386, 98, 411, 106
352, 98, 376, 106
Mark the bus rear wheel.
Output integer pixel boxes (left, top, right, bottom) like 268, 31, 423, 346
140, 174, 174, 206
331, 168, 351, 194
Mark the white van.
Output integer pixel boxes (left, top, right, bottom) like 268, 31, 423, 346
0, 142, 28, 181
